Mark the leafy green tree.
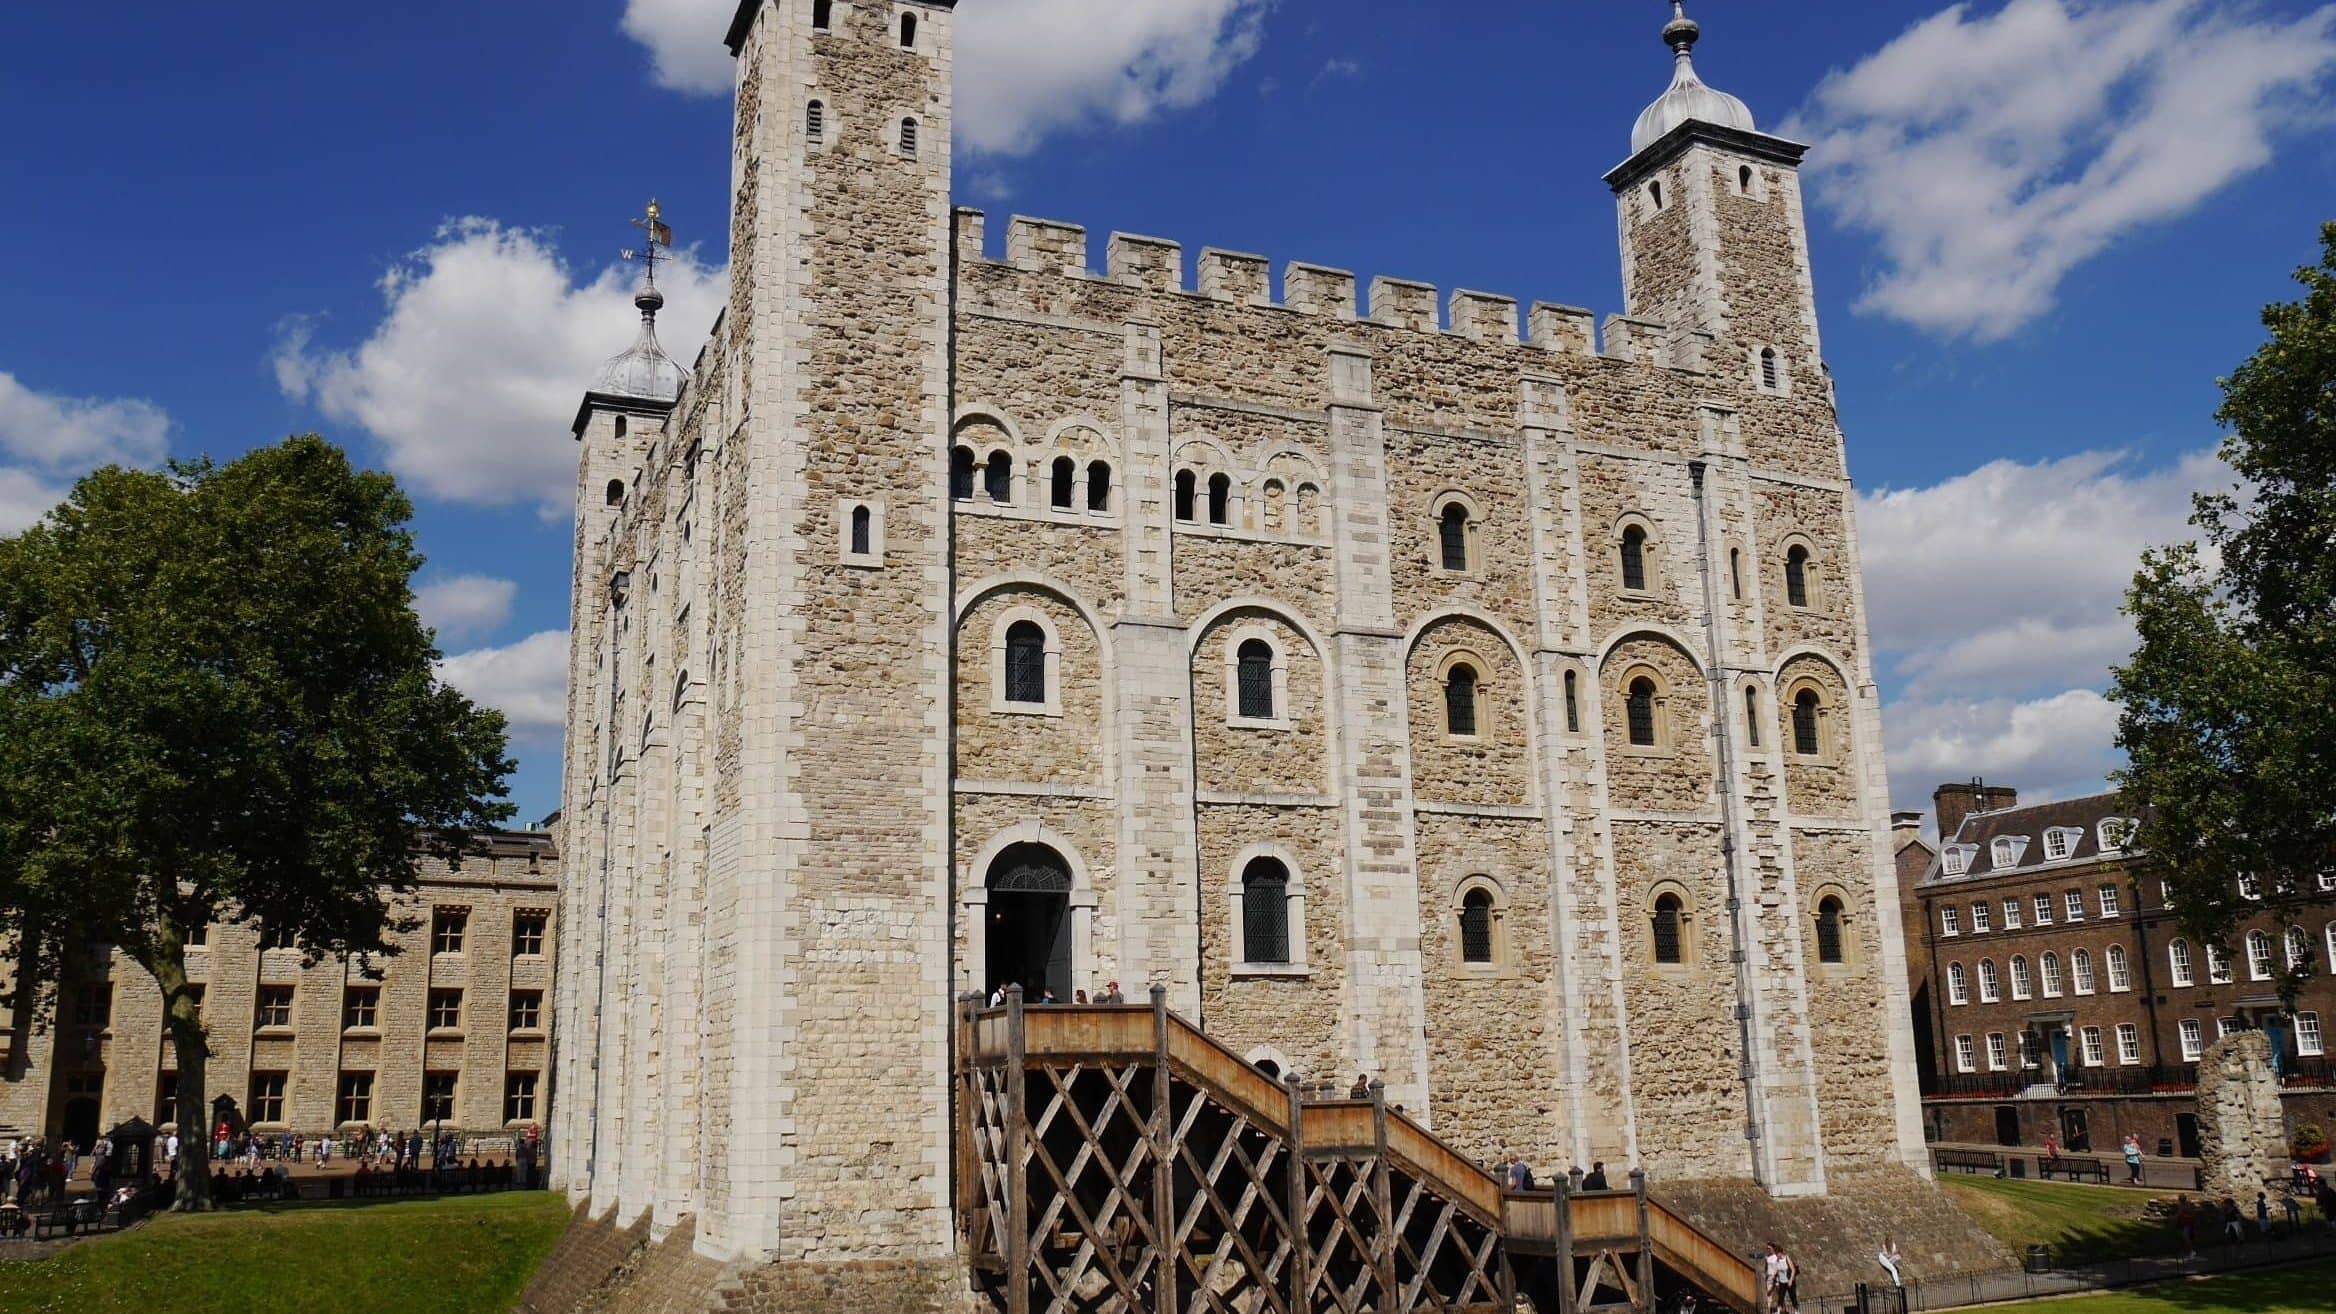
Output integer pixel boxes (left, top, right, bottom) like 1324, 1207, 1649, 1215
2113, 224, 2336, 1013
0, 436, 512, 1209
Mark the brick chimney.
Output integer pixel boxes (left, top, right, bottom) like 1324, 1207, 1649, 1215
1933, 780, 2018, 842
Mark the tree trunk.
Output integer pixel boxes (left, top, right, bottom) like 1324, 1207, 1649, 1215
143, 944, 214, 1212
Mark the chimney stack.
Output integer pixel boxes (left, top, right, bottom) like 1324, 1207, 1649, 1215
1933, 779, 2018, 842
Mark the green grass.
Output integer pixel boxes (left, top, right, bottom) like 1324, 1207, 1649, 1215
0, 1191, 570, 1314
1940, 1176, 2177, 1265
1993, 1258, 2336, 1313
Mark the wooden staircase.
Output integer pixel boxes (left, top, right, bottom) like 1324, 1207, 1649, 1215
955, 990, 1762, 1314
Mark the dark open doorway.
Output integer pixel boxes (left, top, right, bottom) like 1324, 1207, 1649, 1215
986, 843, 1072, 1003
1993, 1104, 2021, 1148
61, 1097, 101, 1154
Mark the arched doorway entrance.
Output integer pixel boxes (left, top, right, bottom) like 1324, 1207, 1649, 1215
986, 843, 1073, 1003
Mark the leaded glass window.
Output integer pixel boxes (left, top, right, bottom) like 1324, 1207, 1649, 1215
1242, 859, 1290, 965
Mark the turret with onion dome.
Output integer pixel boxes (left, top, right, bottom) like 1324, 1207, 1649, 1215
1630, 1, 1759, 155
572, 200, 690, 437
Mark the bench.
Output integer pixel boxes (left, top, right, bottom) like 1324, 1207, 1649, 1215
1934, 1148, 2001, 1175
2039, 1156, 2110, 1184
31, 1206, 82, 1240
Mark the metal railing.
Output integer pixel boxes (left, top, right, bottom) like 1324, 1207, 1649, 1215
1807, 1225, 2333, 1314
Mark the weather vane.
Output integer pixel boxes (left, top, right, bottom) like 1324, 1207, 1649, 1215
622, 199, 674, 289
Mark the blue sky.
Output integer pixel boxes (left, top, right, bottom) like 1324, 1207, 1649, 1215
3, 0, 2332, 824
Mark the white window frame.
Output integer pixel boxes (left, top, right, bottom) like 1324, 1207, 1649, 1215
1992, 836, 2029, 868
2169, 940, 2194, 987
2216, 1017, 2239, 1040
1947, 963, 1968, 1006
2116, 1023, 2142, 1065
2001, 898, 2022, 930
2247, 930, 2273, 981
2327, 924, 2336, 974
2043, 828, 2077, 861
2098, 884, 2121, 918
2207, 942, 2233, 985
1940, 905, 1962, 937
1942, 847, 1970, 877
2107, 944, 2132, 992
2081, 1026, 2105, 1067
2299, 1012, 2325, 1058
2040, 952, 2063, 998
2287, 927, 2312, 971
1221, 624, 1294, 732
1978, 959, 2000, 1003
1971, 902, 1993, 933
1955, 1035, 1976, 1073
2063, 889, 2086, 922
2010, 955, 2032, 1001
2098, 818, 2134, 853
2238, 873, 2262, 901
990, 605, 1065, 717
2071, 949, 2095, 995
1986, 1033, 2008, 1071
1227, 844, 1311, 977
2017, 1031, 2040, 1070
2033, 894, 2054, 926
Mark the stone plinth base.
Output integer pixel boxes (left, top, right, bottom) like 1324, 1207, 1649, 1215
1655, 1167, 2013, 1297
519, 1205, 974, 1314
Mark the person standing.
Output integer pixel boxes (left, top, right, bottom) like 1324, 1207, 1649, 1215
1101, 981, 1125, 1005
2121, 1134, 2143, 1186
1583, 1161, 1610, 1192
1877, 1237, 1904, 1288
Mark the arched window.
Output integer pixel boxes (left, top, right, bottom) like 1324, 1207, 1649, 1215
1791, 689, 1822, 756
1460, 889, 1496, 965
1050, 456, 1075, 509
1086, 460, 1112, 512
2009, 955, 2032, 999
1785, 545, 1812, 607
1815, 896, 1845, 965
900, 118, 919, 156
900, 11, 916, 46
950, 445, 976, 500
1241, 858, 1291, 965
1649, 181, 1664, 211
812, 0, 831, 29
1729, 547, 1743, 599
2169, 939, 2194, 986
1438, 503, 1470, 571
1174, 470, 1197, 522
983, 450, 1012, 503
1626, 676, 1659, 747
2072, 949, 2095, 994
1259, 480, 1285, 532
2106, 944, 2131, 991
1236, 640, 1275, 721
1445, 663, 1479, 737
849, 505, 872, 556
806, 99, 825, 144
1947, 962, 1968, 1006
2247, 929, 2273, 981
2288, 926, 2312, 970
2040, 951, 2062, 997
1760, 348, 1781, 391
1207, 472, 1231, 526
1744, 685, 1761, 748
1620, 524, 1649, 592
605, 479, 625, 507
1977, 958, 2000, 1002
1652, 893, 1684, 965
1564, 670, 1581, 734
1739, 165, 1754, 193
1003, 621, 1047, 706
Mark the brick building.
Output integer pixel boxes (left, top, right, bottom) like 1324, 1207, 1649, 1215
1900, 782, 2336, 1157
0, 829, 558, 1148
552, 3, 1935, 1297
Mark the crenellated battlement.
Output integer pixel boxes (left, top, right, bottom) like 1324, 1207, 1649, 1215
954, 208, 1724, 376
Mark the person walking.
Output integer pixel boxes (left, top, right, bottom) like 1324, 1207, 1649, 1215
2121, 1134, 2143, 1186
2255, 1192, 2271, 1239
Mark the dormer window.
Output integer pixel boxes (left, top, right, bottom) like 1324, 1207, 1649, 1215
1941, 846, 1971, 877
2098, 817, 2136, 852
2237, 873, 2262, 901
2042, 827, 2079, 862
1991, 836, 2029, 869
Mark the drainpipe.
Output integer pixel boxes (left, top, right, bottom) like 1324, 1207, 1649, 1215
1688, 458, 1768, 1187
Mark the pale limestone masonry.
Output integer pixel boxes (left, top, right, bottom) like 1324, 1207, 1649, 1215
1, 833, 558, 1142
554, 0, 1930, 1290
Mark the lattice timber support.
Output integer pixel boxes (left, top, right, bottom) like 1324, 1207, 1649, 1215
954, 992, 1763, 1314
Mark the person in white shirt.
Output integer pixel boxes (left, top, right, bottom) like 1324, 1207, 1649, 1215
1878, 1237, 1903, 1287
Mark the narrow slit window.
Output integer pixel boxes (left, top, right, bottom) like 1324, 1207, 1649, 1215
1563, 670, 1581, 734
1786, 545, 1812, 607
983, 450, 1012, 503
900, 118, 919, 156
1792, 689, 1822, 756
806, 100, 825, 145
1050, 456, 1075, 509
1174, 470, 1196, 522
1653, 894, 1684, 965
1815, 897, 1845, 965
1620, 525, 1649, 592
1207, 473, 1232, 526
1729, 548, 1743, 599
950, 445, 976, 500
1438, 503, 1470, 571
1744, 685, 1761, 748
812, 0, 831, 29
1004, 622, 1047, 706
849, 505, 872, 556
1242, 859, 1291, 965
900, 12, 916, 46
1460, 890, 1496, 966
1626, 677, 1658, 747
1445, 664, 1479, 737
1761, 348, 1781, 391
1236, 640, 1275, 721
1086, 460, 1111, 512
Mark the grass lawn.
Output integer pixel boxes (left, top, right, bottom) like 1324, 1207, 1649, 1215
1940, 1176, 2175, 1265
0, 1191, 569, 1314
1994, 1258, 2336, 1313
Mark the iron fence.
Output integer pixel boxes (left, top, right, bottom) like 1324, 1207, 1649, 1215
1807, 1225, 2334, 1314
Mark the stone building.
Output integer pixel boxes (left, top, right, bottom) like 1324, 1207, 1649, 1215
551, 0, 1929, 1295
1900, 782, 2336, 1158
0, 830, 559, 1148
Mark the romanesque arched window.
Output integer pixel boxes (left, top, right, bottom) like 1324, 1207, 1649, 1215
850, 505, 872, 556
1760, 347, 1781, 391
1004, 621, 1047, 706
1444, 662, 1479, 737
1242, 858, 1291, 965
900, 11, 917, 46
950, 446, 976, 501
1439, 503, 1470, 572
806, 100, 826, 145
1620, 524, 1649, 592
1786, 544, 1812, 608
1815, 896, 1845, 965
1086, 460, 1112, 512
1174, 470, 1197, 522
984, 450, 1013, 503
1207, 473, 1232, 526
900, 117, 919, 156
1652, 893, 1684, 965
1051, 456, 1075, 509
1237, 640, 1275, 721
1460, 889, 1496, 965
1626, 677, 1659, 747
1792, 688, 1822, 756
1744, 684, 1762, 748
605, 479, 625, 507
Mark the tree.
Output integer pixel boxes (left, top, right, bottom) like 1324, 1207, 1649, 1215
0, 436, 512, 1209
2112, 223, 2336, 1014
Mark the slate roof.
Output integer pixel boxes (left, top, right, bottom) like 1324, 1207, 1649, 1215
1926, 791, 2143, 885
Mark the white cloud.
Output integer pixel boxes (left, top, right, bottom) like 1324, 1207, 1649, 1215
438, 629, 569, 745
275, 219, 724, 517
1858, 447, 2232, 808
1790, 0, 2336, 341
415, 574, 520, 643
0, 371, 173, 534
620, 0, 1271, 156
